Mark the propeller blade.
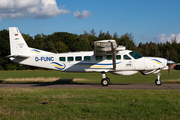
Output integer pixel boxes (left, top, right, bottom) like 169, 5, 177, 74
168, 50, 171, 61
168, 64, 170, 76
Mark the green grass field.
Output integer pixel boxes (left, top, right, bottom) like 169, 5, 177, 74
0, 70, 180, 119
0, 89, 180, 120
0, 70, 179, 84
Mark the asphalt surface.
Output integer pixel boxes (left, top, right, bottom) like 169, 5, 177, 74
0, 83, 180, 89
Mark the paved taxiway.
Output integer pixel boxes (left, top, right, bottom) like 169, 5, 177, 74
0, 83, 180, 89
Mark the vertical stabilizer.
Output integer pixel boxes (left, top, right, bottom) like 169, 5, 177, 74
9, 27, 29, 56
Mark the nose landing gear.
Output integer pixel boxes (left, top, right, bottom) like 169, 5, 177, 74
155, 73, 162, 86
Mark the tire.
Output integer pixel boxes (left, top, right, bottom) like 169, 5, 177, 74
155, 79, 162, 86
101, 78, 109, 86
106, 77, 110, 82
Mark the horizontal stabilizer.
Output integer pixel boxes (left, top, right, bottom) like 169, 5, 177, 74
7, 54, 30, 58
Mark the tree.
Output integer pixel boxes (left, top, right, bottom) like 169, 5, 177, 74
1, 28, 180, 70
148, 42, 159, 57
90, 29, 96, 36
113, 32, 119, 43
88, 29, 97, 49
79, 30, 89, 44
105, 31, 112, 39
22, 33, 34, 48
5, 64, 17, 70
55, 41, 69, 53
98, 30, 106, 40
118, 33, 136, 50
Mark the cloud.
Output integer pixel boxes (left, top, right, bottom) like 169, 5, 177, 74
140, 34, 180, 43
34, 0, 70, 19
0, 0, 70, 20
73, 10, 92, 19
154, 34, 180, 43
139, 35, 151, 41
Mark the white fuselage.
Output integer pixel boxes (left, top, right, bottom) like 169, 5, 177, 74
10, 50, 167, 75
8, 27, 168, 86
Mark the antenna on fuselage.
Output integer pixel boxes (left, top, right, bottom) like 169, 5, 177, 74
54, 49, 58, 54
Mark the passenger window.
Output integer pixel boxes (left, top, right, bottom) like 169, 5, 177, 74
96, 56, 102, 61
123, 55, 131, 60
59, 57, 65, 61
84, 56, 91, 61
106, 55, 112, 60
67, 57, 74, 61
116, 55, 121, 60
75, 56, 82, 61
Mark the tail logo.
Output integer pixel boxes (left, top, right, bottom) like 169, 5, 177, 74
32, 49, 41, 54
51, 62, 66, 70
151, 59, 162, 65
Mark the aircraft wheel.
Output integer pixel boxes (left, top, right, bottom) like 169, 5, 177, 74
106, 77, 110, 82
155, 79, 162, 86
101, 78, 109, 86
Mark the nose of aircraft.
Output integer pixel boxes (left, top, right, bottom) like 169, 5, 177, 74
155, 58, 167, 69
144, 57, 168, 70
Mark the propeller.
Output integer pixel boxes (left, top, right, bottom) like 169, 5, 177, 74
110, 42, 116, 70
167, 50, 175, 76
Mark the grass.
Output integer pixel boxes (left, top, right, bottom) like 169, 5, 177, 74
0, 70, 180, 119
0, 70, 179, 84
0, 89, 180, 120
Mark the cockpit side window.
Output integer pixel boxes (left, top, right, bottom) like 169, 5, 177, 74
129, 51, 143, 59
123, 55, 131, 60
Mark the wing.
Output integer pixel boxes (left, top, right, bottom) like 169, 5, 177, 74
94, 40, 125, 55
94, 40, 126, 70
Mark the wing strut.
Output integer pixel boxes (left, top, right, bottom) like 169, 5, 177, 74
111, 42, 116, 70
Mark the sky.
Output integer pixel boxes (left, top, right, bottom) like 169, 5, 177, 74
0, 0, 180, 45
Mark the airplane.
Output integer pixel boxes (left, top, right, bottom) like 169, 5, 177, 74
8, 27, 169, 86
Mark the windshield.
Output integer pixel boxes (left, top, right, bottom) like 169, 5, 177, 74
129, 51, 143, 59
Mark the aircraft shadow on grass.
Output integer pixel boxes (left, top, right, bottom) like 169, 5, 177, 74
1, 78, 77, 85
0, 78, 131, 87
32, 78, 131, 87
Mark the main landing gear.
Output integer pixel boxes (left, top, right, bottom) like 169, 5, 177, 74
101, 71, 163, 86
155, 73, 162, 86
101, 72, 110, 86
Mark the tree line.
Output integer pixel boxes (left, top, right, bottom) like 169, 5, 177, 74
0, 29, 179, 70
